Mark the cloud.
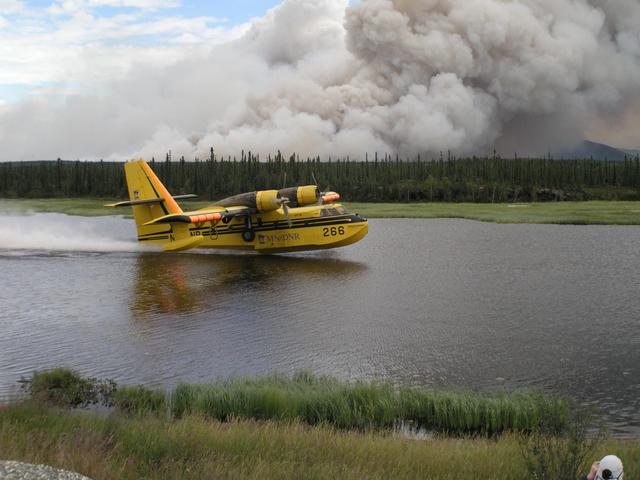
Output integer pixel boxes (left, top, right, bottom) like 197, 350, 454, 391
0, 0, 639, 161
0, 1, 244, 89
46, 0, 180, 15
0, 0, 24, 14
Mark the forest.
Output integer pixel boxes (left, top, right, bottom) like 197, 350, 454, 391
1, 150, 640, 203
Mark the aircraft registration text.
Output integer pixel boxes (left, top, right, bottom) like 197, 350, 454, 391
258, 233, 301, 244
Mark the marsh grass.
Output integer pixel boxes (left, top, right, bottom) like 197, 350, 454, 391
25, 368, 115, 408
3, 371, 638, 480
114, 386, 165, 416
2, 198, 639, 225
519, 411, 606, 480
346, 201, 640, 224
0, 198, 206, 217
127, 372, 570, 436
0, 198, 120, 217
23, 369, 569, 436
1, 402, 638, 480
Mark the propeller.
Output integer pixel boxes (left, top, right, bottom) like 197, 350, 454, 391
312, 171, 337, 205
280, 197, 292, 228
312, 172, 324, 205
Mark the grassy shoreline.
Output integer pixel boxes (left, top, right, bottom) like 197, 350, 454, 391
347, 201, 640, 224
1, 198, 640, 225
1, 402, 638, 480
2, 369, 639, 479
25, 369, 571, 436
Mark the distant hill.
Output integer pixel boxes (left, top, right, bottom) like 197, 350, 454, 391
555, 141, 638, 160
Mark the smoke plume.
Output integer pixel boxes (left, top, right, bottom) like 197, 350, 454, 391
0, 0, 638, 160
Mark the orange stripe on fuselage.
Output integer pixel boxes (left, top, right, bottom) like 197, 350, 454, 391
141, 161, 182, 214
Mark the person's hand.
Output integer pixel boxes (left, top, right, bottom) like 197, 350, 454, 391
587, 461, 600, 480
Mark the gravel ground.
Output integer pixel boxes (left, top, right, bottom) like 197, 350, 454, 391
0, 461, 92, 480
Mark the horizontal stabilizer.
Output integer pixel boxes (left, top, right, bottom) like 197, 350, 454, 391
171, 194, 199, 201
104, 194, 198, 208
105, 198, 163, 208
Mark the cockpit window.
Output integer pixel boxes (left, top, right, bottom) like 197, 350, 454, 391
321, 207, 336, 217
321, 207, 346, 217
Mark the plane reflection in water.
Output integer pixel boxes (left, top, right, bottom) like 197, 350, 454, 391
131, 252, 368, 316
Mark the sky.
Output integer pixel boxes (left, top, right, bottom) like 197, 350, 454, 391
0, 0, 283, 104
0, 0, 638, 161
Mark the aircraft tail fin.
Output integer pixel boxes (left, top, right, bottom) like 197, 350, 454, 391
116, 160, 202, 251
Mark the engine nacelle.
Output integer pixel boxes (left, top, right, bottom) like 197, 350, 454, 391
278, 186, 320, 207
214, 190, 283, 212
255, 190, 282, 212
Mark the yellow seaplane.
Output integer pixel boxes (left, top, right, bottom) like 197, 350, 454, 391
106, 160, 368, 253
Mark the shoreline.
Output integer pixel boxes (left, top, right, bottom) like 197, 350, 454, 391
1, 401, 638, 480
2, 369, 638, 479
1, 198, 640, 225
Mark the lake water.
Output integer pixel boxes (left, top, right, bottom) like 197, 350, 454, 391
0, 213, 639, 435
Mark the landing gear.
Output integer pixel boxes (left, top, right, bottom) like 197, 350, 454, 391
242, 229, 255, 242
242, 216, 255, 242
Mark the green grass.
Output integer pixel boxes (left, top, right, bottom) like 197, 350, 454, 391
0, 198, 208, 217
5, 370, 639, 479
165, 373, 570, 436
1, 402, 638, 480
345, 201, 640, 224
28, 368, 106, 407
115, 385, 165, 415
2, 198, 639, 224
22, 369, 570, 436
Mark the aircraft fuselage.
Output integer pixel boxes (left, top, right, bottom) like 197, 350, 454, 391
137, 203, 368, 253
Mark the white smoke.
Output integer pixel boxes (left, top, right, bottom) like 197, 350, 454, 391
0, 0, 638, 160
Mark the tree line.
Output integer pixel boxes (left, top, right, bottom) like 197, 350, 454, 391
1, 150, 640, 202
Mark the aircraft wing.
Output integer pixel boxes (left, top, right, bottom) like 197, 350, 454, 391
143, 205, 250, 226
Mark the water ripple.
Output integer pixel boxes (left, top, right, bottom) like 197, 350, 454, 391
1, 216, 639, 434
